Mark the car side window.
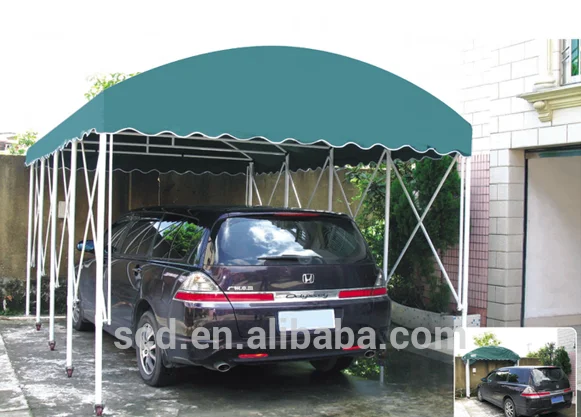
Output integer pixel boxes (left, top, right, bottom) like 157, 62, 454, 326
150, 215, 205, 262
496, 371, 509, 382
508, 370, 519, 383
119, 219, 158, 257
108, 221, 130, 254
487, 372, 496, 383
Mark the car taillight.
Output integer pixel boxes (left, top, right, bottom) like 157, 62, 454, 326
174, 272, 275, 303
339, 287, 387, 298
371, 287, 387, 296
342, 345, 362, 351
238, 353, 269, 359
174, 292, 228, 302
339, 289, 372, 298
226, 293, 274, 302
174, 272, 228, 302
521, 386, 551, 398
563, 387, 572, 393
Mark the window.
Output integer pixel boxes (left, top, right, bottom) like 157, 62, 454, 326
213, 215, 371, 266
119, 219, 158, 256
150, 215, 205, 262
562, 39, 580, 85
507, 368, 529, 384
108, 221, 130, 254
494, 371, 509, 382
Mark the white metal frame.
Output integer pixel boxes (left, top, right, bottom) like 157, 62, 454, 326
24, 133, 473, 415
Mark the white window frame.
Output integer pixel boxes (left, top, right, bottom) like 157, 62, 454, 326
561, 39, 581, 85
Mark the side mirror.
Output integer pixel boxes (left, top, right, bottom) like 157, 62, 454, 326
77, 240, 95, 253
481, 377, 487, 382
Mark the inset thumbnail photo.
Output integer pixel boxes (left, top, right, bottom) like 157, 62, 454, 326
454, 327, 577, 417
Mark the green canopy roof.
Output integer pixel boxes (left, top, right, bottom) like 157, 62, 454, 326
462, 346, 521, 366
26, 46, 471, 174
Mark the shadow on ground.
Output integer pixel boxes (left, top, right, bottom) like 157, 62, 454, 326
0, 319, 453, 417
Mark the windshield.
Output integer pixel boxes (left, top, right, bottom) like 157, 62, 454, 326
213, 215, 372, 266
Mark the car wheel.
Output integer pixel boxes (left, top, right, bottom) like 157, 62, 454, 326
72, 293, 93, 331
135, 311, 173, 387
503, 398, 517, 417
310, 356, 354, 373
477, 387, 483, 402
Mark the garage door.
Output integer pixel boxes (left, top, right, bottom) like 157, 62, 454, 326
524, 150, 581, 326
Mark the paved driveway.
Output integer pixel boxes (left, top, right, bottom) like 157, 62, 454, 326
455, 397, 576, 417
0, 319, 453, 417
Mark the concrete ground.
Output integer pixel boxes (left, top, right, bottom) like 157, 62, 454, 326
455, 397, 576, 417
0, 318, 454, 417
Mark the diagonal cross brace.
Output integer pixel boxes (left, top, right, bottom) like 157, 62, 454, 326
386, 154, 462, 307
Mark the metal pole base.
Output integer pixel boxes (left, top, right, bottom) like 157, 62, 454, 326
35, 322, 41, 331
48, 340, 55, 351
95, 404, 104, 416
66, 366, 74, 378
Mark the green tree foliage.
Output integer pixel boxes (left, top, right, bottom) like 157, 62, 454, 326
346, 156, 460, 313
473, 331, 501, 347
528, 343, 572, 375
8, 130, 37, 155
85, 72, 140, 101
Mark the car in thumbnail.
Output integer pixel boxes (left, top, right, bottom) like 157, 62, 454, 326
73, 206, 391, 386
477, 365, 573, 417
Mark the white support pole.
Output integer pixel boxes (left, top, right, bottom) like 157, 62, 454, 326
25, 163, 35, 316
354, 150, 387, 218
328, 148, 334, 211
461, 157, 472, 328
383, 152, 392, 279
465, 361, 470, 398
306, 157, 329, 209
66, 141, 77, 376
284, 154, 290, 208
49, 151, 59, 350
252, 177, 263, 206
31, 170, 40, 269
94, 134, 107, 412
289, 174, 302, 208
333, 168, 353, 217
268, 161, 286, 206
248, 162, 254, 206
457, 157, 465, 310
245, 166, 249, 206
35, 159, 45, 329
107, 135, 113, 326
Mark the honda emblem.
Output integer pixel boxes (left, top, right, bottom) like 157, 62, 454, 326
302, 273, 315, 284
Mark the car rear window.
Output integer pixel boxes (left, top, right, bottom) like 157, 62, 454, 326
213, 215, 372, 266
531, 368, 567, 385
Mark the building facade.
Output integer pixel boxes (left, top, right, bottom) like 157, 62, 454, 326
462, 39, 581, 327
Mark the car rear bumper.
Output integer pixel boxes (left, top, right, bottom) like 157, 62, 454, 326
164, 295, 391, 367
518, 393, 573, 416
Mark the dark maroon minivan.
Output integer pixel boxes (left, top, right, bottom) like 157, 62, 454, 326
74, 206, 391, 386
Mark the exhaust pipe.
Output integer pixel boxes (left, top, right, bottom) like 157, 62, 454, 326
364, 350, 376, 358
213, 361, 231, 372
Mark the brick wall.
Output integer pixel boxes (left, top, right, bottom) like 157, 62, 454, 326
440, 154, 490, 326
